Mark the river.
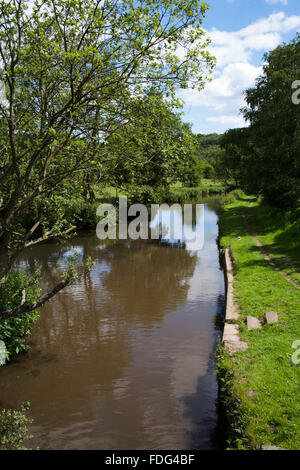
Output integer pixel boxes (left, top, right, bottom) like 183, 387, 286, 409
0, 201, 225, 450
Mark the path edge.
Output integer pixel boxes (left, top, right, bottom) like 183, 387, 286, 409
222, 247, 248, 354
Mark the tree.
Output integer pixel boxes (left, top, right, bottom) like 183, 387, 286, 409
241, 34, 300, 208
180, 153, 202, 187
194, 133, 222, 167
217, 128, 248, 188
104, 91, 197, 190
0, 0, 214, 321
201, 162, 215, 179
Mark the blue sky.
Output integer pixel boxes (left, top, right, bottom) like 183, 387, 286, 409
179, 0, 300, 134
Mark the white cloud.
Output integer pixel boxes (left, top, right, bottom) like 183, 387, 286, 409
179, 63, 262, 130
227, 0, 288, 4
207, 12, 300, 68
179, 63, 262, 111
206, 115, 246, 127
265, 0, 288, 6
180, 12, 300, 132
228, 0, 288, 5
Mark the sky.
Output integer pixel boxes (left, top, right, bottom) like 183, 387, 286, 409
178, 0, 300, 134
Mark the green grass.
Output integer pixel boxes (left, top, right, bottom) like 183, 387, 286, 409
218, 192, 300, 450
201, 178, 226, 193
94, 180, 226, 206
245, 200, 300, 285
170, 178, 226, 195
95, 185, 125, 202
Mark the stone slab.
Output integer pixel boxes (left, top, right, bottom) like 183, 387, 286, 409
224, 249, 239, 321
224, 339, 248, 354
223, 323, 248, 353
223, 322, 239, 341
261, 445, 285, 451
223, 248, 248, 353
265, 311, 279, 324
247, 316, 262, 330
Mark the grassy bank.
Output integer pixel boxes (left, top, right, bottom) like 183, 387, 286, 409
93, 180, 226, 207
170, 179, 226, 200
217, 192, 300, 450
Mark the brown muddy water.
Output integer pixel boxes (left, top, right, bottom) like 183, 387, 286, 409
0, 202, 225, 450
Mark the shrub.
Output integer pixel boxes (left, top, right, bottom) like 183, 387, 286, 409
126, 185, 163, 207
203, 163, 215, 179
0, 403, 33, 450
166, 187, 204, 203
216, 345, 251, 449
0, 271, 40, 360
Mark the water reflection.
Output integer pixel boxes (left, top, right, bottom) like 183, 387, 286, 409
150, 205, 204, 251
0, 204, 224, 450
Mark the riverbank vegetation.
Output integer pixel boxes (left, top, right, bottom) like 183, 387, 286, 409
0, 0, 215, 448
0, 0, 215, 325
216, 33, 300, 450
0, 0, 299, 452
218, 192, 300, 449
0, 403, 32, 450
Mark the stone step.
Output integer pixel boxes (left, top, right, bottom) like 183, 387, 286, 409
247, 316, 262, 330
265, 311, 279, 324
